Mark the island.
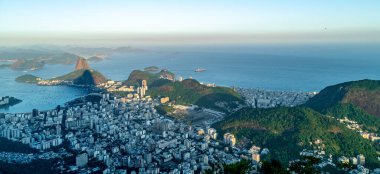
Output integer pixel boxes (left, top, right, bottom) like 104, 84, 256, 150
15, 74, 41, 83
0, 96, 22, 109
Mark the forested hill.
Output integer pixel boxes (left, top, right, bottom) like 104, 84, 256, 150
124, 67, 244, 113
306, 79, 380, 117
213, 107, 380, 168
305, 79, 380, 133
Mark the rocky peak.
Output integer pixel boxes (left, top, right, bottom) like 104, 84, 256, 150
75, 57, 90, 70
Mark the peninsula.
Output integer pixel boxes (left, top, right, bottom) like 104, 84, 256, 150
15, 57, 107, 86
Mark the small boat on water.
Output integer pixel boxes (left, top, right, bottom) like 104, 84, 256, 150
194, 68, 206, 72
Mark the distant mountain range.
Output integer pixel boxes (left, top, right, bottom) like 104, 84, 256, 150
0, 46, 145, 70
213, 79, 380, 168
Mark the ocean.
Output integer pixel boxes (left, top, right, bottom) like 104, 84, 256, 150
1, 43, 380, 113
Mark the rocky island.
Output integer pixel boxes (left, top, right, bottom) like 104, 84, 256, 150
0, 96, 22, 109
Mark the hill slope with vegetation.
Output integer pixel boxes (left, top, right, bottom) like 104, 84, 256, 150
52, 69, 107, 85
15, 69, 107, 86
125, 69, 175, 86
15, 74, 41, 83
123, 68, 243, 112
305, 79, 380, 133
148, 79, 243, 112
213, 107, 380, 168
306, 79, 380, 117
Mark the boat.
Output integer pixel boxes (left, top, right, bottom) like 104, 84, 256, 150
194, 68, 206, 72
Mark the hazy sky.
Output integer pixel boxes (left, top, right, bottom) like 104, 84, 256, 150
1, 0, 380, 44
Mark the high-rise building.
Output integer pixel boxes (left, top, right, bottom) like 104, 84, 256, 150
32, 109, 39, 117
201, 155, 208, 164
137, 85, 146, 98
56, 125, 61, 135
223, 133, 236, 146
357, 154, 365, 166
252, 153, 260, 163
142, 80, 148, 90
207, 128, 217, 139
249, 145, 261, 154
144, 153, 152, 164
350, 157, 358, 165
76, 153, 88, 167
184, 139, 191, 148
197, 128, 205, 135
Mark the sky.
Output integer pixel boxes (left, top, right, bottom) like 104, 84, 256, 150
0, 0, 380, 45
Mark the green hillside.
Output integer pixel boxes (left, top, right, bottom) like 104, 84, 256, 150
125, 70, 160, 86
53, 69, 107, 85
213, 107, 380, 168
15, 69, 107, 86
125, 69, 175, 86
306, 79, 380, 117
122, 68, 243, 112
324, 104, 380, 134
148, 79, 243, 112
15, 74, 41, 83
305, 79, 380, 133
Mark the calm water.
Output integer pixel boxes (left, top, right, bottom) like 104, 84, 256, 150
0, 65, 89, 113
1, 43, 380, 113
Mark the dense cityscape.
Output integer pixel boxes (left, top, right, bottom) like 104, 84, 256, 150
1, 1, 380, 174
0, 82, 244, 173
1, 75, 380, 173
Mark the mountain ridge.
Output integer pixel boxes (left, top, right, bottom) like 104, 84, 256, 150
305, 79, 380, 117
